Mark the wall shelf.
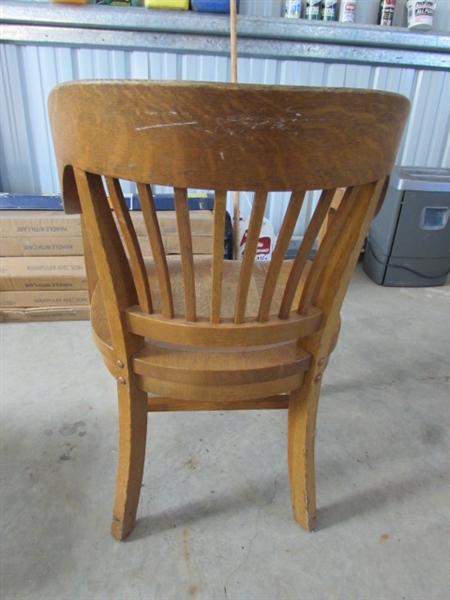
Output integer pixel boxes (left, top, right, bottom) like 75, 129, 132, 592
1, 1, 449, 69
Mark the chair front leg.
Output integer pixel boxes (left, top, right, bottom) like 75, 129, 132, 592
111, 377, 148, 541
287, 380, 321, 532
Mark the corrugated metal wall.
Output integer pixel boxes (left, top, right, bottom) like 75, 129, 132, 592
1, 41, 449, 234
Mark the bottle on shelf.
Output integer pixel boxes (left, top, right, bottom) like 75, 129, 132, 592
379, 0, 396, 25
321, 0, 337, 20
305, 0, 322, 19
339, 0, 357, 23
285, 0, 302, 18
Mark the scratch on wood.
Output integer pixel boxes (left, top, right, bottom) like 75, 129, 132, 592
136, 122, 198, 131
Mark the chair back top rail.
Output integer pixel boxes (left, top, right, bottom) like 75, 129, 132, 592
49, 81, 409, 198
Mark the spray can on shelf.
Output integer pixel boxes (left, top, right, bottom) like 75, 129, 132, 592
339, 0, 357, 22
321, 0, 337, 20
379, 0, 396, 25
285, 0, 302, 18
305, 0, 322, 19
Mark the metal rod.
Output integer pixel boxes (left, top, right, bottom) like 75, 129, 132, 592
230, 0, 237, 84
230, 0, 239, 259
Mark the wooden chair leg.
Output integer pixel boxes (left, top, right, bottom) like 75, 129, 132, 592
111, 379, 148, 541
287, 382, 321, 532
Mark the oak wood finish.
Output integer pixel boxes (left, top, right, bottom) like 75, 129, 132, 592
48, 80, 409, 540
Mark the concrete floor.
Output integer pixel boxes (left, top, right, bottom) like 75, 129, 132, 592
1, 262, 449, 600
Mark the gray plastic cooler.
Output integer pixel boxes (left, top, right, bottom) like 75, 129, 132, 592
363, 167, 450, 287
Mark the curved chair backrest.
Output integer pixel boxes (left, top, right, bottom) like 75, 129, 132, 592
48, 81, 409, 355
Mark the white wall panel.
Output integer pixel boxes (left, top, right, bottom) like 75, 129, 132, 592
1, 42, 449, 235
0, 45, 36, 193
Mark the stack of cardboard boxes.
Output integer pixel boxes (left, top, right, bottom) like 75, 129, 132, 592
0, 211, 89, 322
0, 200, 217, 323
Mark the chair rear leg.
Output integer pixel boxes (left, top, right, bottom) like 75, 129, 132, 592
111, 379, 148, 541
287, 382, 321, 532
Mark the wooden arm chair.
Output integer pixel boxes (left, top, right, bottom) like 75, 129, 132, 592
48, 81, 409, 540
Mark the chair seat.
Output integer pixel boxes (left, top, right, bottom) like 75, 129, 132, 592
91, 257, 314, 401
141, 256, 309, 319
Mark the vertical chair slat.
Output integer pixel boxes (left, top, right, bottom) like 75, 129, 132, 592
73, 169, 142, 356
80, 215, 98, 304
234, 190, 268, 324
106, 177, 153, 315
258, 190, 306, 322
298, 185, 358, 314
299, 181, 384, 316
317, 187, 346, 249
210, 190, 227, 324
136, 182, 174, 319
279, 188, 336, 319
174, 187, 196, 322
298, 180, 385, 312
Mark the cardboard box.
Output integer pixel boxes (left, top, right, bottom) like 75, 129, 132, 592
131, 192, 214, 211
128, 210, 214, 237
136, 236, 213, 256
0, 210, 214, 243
0, 306, 90, 323
0, 256, 87, 291
0, 234, 213, 259
0, 211, 82, 238
0, 290, 89, 308
0, 236, 84, 257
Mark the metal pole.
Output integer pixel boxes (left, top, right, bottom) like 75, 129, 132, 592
230, 0, 237, 84
230, 0, 239, 259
